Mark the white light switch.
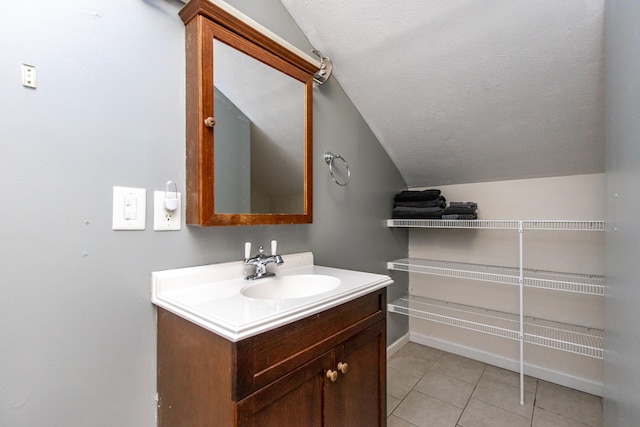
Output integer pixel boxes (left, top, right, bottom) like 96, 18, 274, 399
112, 186, 146, 230
124, 197, 138, 220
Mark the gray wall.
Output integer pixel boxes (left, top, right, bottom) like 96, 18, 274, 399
0, 0, 408, 425
604, 0, 640, 425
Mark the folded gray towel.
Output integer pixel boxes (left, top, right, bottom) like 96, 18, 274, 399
449, 201, 478, 209
443, 206, 477, 215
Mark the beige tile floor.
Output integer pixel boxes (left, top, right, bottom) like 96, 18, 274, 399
387, 342, 603, 427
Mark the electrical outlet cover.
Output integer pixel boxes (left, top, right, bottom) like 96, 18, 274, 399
154, 191, 181, 231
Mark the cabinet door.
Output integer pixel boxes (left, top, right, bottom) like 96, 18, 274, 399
326, 320, 387, 427
237, 351, 333, 427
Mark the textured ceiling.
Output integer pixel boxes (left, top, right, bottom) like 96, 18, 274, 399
281, 0, 605, 187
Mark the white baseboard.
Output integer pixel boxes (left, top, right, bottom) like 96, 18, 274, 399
408, 331, 603, 397
386, 332, 410, 358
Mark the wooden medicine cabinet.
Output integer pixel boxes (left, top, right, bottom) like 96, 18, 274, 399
180, 0, 315, 226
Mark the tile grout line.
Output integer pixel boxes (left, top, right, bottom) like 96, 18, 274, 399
469, 372, 538, 425
529, 380, 538, 427
388, 349, 447, 426
454, 364, 486, 427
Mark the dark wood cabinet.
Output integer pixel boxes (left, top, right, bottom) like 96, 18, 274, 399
157, 289, 387, 426
237, 352, 329, 427
328, 322, 386, 427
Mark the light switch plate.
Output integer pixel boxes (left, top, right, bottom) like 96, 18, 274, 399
154, 190, 181, 231
21, 64, 37, 88
112, 186, 146, 230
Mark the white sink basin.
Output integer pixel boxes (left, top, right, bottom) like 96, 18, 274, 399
241, 274, 341, 300
152, 252, 393, 341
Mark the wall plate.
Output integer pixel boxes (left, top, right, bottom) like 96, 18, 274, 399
112, 186, 146, 230
154, 191, 181, 231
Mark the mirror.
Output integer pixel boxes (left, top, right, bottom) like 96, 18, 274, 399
213, 40, 305, 214
180, 0, 316, 226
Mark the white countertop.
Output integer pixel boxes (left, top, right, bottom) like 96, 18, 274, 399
151, 252, 393, 342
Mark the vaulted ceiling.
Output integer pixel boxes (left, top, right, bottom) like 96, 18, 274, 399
281, 0, 605, 187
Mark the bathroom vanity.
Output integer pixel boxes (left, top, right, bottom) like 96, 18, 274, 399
152, 253, 392, 426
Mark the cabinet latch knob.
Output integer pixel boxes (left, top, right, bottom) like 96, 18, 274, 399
326, 369, 338, 382
204, 117, 216, 128
337, 362, 348, 374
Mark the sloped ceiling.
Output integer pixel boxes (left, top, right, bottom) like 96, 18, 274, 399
281, 0, 605, 187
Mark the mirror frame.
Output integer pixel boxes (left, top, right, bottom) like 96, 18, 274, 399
180, 0, 315, 226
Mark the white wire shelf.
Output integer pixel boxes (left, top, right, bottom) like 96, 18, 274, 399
386, 219, 605, 231
387, 258, 605, 296
388, 295, 604, 359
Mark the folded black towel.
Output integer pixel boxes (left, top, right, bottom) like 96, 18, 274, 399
394, 189, 441, 203
443, 206, 477, 215
394, 196, 446, 209
393, 212, 443, 219
442, 213, 478, 220
392, 206, 443, 219
394, 206, 443, 214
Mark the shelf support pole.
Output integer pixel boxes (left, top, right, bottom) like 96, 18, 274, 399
518, 221, 524, 406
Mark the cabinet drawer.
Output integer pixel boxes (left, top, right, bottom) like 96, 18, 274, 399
233, 289, 386, 400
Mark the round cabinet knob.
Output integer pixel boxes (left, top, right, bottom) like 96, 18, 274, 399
337, 362, 348, 374
326, 370, 338, 382
204, 117, 216, 128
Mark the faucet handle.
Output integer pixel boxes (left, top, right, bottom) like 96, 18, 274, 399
271, 240, 277, 255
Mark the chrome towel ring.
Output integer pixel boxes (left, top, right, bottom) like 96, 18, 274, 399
324, 151, 351, 186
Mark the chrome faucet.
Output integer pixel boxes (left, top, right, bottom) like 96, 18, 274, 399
244, 241, 284, 280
